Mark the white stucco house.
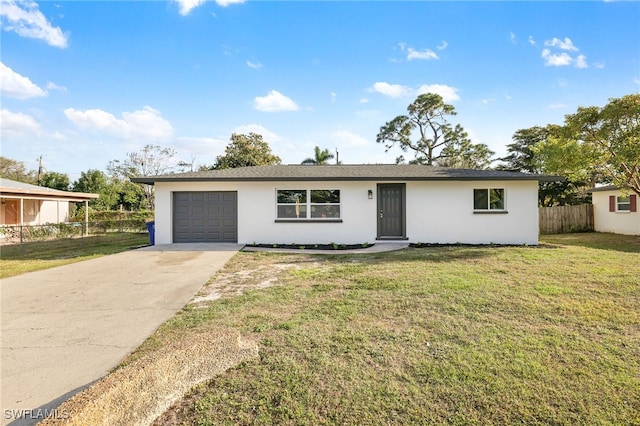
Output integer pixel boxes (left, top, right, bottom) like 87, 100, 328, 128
589, 185, 639, 235
133, 164, 555, 246
0, 178, 99, 226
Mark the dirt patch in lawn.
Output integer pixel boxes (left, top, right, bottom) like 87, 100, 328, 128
189, 259, 327, 306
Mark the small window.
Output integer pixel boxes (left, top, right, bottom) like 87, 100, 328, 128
276, 189, 341, 219
474, 188, 505, 210
617, 196, 630, 211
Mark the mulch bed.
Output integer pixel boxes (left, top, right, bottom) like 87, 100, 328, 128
244, 243, 374, 251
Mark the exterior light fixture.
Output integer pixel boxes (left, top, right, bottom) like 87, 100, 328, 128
368, 190, 373, 199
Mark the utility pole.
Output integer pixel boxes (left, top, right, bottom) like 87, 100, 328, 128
335, 148, 339, 165
37, 155, 43, 185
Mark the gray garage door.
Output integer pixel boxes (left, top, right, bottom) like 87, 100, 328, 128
173, 192, 237, 243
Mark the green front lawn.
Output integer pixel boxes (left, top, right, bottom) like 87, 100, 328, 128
0, 233, 149, 279
135, 233, 639, 425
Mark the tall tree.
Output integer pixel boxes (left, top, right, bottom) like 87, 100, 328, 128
301, 146, 335, 165
211, 133, 281, 169
376, 93, 471, 165
107, 144, 177, 179
107, 145, 177, 209
498, 126, 549, 173
534, 94, 640, 196
73, 169, 119, 210
40, 171, 70, 191
499, 125, 588, 206
0, 157, 36, 183
436, 139, 494, 169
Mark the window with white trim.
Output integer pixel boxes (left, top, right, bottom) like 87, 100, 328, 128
617, 195, 630, 211
473, 188, 505, 211
276, 189, 341, 219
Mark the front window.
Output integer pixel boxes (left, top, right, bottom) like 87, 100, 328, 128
277, 189, 341, 219
474, 188, 505, 210
617, 195, 630, 211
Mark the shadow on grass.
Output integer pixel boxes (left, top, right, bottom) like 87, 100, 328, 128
540, 232, 640, 254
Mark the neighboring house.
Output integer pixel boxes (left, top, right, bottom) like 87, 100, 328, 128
589, 185, 639, 236
0, 178, 99, 226
134, 165, 555, 246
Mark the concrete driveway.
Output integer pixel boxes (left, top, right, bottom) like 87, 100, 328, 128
1, 243, 242, 425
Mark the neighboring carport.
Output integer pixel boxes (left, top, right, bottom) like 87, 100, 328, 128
0, 178, 98, 233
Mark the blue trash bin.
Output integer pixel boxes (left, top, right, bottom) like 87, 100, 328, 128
146, 221, 155, 245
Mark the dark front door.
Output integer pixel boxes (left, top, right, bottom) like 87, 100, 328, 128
173, 191, 238, 243
377, 184, 406, 239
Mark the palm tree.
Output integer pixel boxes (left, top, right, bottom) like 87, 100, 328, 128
301, 146, 335, 165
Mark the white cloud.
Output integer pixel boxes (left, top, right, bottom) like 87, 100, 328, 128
253, 90, 299, 112
541, 49, 573, 66
542, 48, 588, 68
544, 37, 578, 51
437, 40, 448, 50
407, 48, 438, 61
359, 97, 369, 104
398, 43, 440, 61
0, 108, 41, 137
371, 82, 411, 98
417, 84, 460, 103
0, 0, 68, 48
46, 81, 67, 92
175, 0, 206, 15
575, 54, 588, 69
175, 0, 244, 15
330, 129, 370, 147
64, 106, 173, 140
215, 0, 245, 5
541, 37, 589, 68
232, 124, 281, 142
246, 60, 262, 69
528, 36, 536, 46
371, 82, 460, 103
510, 32, 517, 44
0, 62, 47, 99
331, 92, 337, 102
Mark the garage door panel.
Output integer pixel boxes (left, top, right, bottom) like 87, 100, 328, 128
173, 191, 237, 243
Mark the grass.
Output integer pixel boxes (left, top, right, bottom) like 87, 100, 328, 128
0, 232, 149, 279
128, 233, 640, 425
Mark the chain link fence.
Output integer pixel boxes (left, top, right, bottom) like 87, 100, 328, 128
0, 219, 150, 255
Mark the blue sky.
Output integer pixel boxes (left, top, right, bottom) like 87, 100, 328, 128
1, 0, 639, 180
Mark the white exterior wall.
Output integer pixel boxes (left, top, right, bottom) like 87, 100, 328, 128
406, 180, 539, 245
153, 179, 540, 245
592, 190, 640, 235
38, 200, 70, 224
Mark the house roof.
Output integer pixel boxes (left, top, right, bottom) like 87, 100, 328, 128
0, 178, 99, 201
132, 164, 560, 184
587, 185, 623, 193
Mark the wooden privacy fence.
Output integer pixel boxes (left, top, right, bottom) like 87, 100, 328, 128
539, 204, 594, 234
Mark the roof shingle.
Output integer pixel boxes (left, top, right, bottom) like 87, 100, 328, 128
131, 164, 560, 184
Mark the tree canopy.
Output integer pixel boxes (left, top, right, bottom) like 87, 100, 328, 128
498, 126, 586, 206
40, 171, 70, 191
301, 146, 335, 165
534, 93, 640, 196
211, 133, 281, 169
376, 93, 488, 167
0, 157, 36, 183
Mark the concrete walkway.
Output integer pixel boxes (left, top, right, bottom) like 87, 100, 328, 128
1, 243, 241, 425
